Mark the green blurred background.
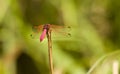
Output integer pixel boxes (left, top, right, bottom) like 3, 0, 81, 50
0, 0, 120, 74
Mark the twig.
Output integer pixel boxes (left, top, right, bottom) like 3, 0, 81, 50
47, 29, 54, 74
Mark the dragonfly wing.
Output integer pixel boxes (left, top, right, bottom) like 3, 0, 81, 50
50, 25, 71, 38
31, 24, 71, 39
31, 25, 44, 39
32, 25, 44, 33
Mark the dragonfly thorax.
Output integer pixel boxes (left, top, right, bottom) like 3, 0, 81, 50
43, 24, 51, 31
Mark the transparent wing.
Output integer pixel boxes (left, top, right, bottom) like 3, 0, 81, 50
30, 25, 44, 39
32, 25, 44, 33
50, 24, 71, 38
30, 24, 71, 39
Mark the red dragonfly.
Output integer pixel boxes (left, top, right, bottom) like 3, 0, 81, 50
31, 24, 71, 42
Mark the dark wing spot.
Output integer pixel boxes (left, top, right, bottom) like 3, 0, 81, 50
30, 34, 34, 39
67, 26, 71, 29
68, 33, 71, 37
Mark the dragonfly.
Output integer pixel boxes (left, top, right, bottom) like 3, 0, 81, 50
31, 24, 71, 74
31, 24, 71, 42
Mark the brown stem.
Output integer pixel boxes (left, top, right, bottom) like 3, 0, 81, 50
47, 29, 54, 74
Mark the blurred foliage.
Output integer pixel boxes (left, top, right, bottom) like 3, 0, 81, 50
0, 0, 120, 74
